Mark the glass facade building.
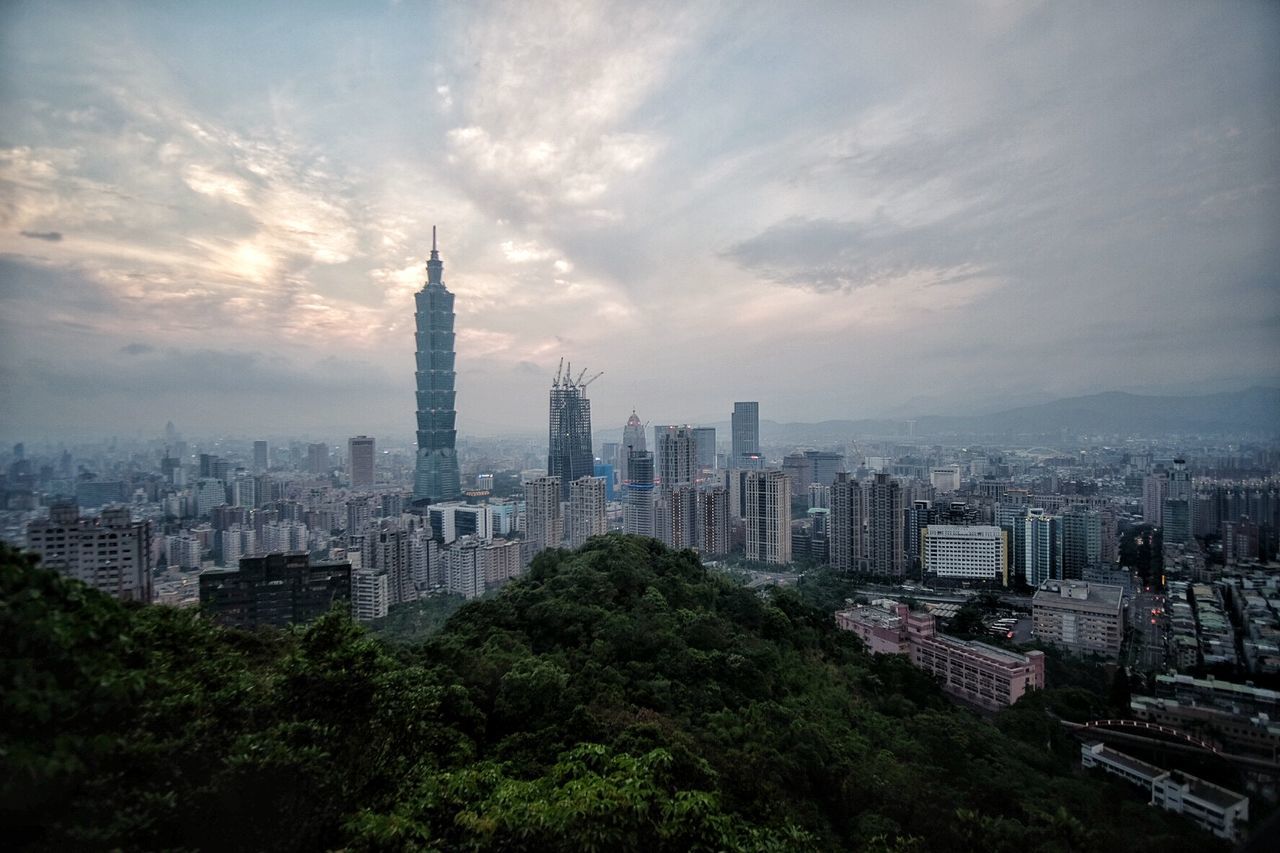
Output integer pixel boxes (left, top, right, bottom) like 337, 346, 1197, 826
413, 229, 462, 504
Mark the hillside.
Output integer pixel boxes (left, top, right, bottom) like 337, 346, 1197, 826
1, 537, 1225, 851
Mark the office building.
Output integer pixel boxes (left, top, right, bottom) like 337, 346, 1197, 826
865, 473, 904, 576
412, 228, 463, 504
782, 452, 814, 497
548, 364, 596, 502
199, 551, 351, 629
692, 427, 717, 471
620, 410, 646, 483
568, 476, 607, 548
525, 476, 563, 552
995, 503, 1029, 583
922, 524, 1008, 585
1143, 470, 1169, 526
829, 472, 863, 571
731, 401, 759, 465
307, 442, 329, 476
745, 469, 791, 565
253, 440, 268, 473
623, 450, 655, 537
1032, 580, 1124, 659
233, 470, 257, 509
805, 450, 843, 487
26, 504, 153, 603
348, 436, 375, 489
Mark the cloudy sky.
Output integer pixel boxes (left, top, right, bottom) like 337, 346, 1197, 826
1, 1, 1277, 441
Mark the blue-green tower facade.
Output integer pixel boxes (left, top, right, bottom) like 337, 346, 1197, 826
412, 227, 462, 504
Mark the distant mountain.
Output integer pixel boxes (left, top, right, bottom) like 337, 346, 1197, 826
757, 387, 1280, 443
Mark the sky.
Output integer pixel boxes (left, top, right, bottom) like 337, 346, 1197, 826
1, 0, 1277, 441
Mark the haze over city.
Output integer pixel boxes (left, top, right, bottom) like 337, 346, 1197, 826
1, 0, 1277, 440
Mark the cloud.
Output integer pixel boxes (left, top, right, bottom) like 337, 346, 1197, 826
119, 342, 154, 355
19, 230, 63, 242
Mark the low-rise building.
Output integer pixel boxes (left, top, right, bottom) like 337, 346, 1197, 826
1080, 743, 1249, 842
1032, 580, 1124, 659
835, 602, 1044, 710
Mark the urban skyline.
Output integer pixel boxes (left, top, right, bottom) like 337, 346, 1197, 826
1, 2, 1278, 441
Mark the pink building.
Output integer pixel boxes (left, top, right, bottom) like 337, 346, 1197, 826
835, 603, 1045, 711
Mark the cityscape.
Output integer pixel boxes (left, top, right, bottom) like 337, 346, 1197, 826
2, 2, 1278, 851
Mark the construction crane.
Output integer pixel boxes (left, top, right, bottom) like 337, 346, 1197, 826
553, 357, 564, 388
581, 371, 604, 388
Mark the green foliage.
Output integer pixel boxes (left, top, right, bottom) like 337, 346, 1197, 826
0, 538, 1227, 852
369, 594, 469, 645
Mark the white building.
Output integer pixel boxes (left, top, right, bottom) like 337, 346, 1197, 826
745, 469, 791, 565
1081, 743, 1248, 842
482, 538, 523, 590
568, 476, 607, 548
922, 524, 1008, 584
525, 476, 563, 553
446, 536, 485, 599
352, 570, 389, 621
26, 505, 155, 603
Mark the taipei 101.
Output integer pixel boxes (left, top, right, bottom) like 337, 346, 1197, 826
1, 3, 1278, 850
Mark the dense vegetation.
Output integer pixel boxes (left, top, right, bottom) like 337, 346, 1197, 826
369, 593, 468, 645
1, 536, 1224, 851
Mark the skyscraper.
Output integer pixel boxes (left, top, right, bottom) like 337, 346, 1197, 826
548, 363, 597, 502
307, 442, 328, 475
692, 427, 717, 471
1061, 506, 1101, 580
253, 440, 268, 473
348, 436, 375, 488
731, 401, 760, 465
623, 449, 655, 537
620, 410, 646, 483
412, 228, 462, 505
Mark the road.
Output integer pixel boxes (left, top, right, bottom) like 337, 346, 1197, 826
1128, 590, 1169, 671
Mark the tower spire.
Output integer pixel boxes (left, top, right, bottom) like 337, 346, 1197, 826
426, 225, 443, 284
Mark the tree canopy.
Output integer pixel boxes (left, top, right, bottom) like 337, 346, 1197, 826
0, 537, 1225, 851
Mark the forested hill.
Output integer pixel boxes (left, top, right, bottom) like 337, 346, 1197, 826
2, 537, 1221, 852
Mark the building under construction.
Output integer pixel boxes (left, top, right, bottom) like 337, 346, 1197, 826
547, 360, 600, 503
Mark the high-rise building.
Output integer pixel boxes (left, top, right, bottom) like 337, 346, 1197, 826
568, 476, 607, 548
865, 473, 904, 576
352, 570, 390, 621
1061, 506, 1101, 580
829, 472, 863, 571
525, 476, 563, 552
233, 470, 257, 509
253, 440, 269, 474
348, 436, 375, 489
623, 450, 655, 537
412, 228, 462, 505
782, 452, 814, 497
620, 410, 646, 483
745, 469, 791, 565
655, 425, 697, 487
658, 484, 699, 550
548, 364, 596, 503
1164, 458, 1194, 544
996, 502, 1030, 583
26, 504, 154, 603
307, 442, 329, 476
1025, 509, 1061, 586
199, 551, 351, 629
1144, 470, 1169, 527
697, 486, 729, 556
692, 427, 717, 471
731, 401, 760, 465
